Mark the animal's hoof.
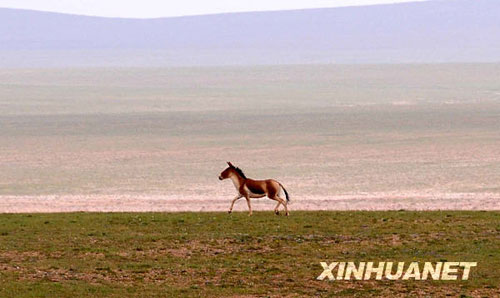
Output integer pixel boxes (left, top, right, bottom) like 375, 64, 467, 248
274, 211, 280, 215
285, 212, 290, 216
228, 210, 232, 214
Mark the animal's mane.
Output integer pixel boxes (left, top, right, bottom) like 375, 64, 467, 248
231, 165, 247, 179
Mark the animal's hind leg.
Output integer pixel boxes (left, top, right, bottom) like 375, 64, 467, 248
273, 201, 281, 215
267, 194, 281, 215
276, 196, 289, 216
267, 186, 282, 215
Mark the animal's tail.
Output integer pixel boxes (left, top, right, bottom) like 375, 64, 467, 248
279, 183, 290, 202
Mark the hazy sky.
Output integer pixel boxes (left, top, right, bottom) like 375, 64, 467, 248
0, 0, 429, 18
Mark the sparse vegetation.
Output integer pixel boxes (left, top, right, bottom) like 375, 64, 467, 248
0, 211, 499, 297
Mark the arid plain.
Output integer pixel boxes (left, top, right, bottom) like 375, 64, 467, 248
1, 64, 499, 212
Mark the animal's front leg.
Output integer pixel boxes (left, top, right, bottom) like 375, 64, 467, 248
228, 194, 242, 213
244, 196, 252, 216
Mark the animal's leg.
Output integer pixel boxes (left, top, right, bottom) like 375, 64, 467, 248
274, 201, 281, 215
228, 195, 242, 213
245, 196, 252, 216
267, 185, 282, 215
276, 196, 289, 216
268, 196, 281, 215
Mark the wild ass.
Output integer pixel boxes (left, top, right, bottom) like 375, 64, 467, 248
219, 162, 290, 216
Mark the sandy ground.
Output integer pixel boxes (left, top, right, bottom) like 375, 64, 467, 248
1, 192, 499, 213
2, 67, 499, 214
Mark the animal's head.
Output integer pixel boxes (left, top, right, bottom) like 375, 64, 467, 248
219, 162, 235, 180
219, 162, 247, 180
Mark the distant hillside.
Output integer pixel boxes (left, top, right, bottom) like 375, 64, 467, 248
1, 0, 499, 67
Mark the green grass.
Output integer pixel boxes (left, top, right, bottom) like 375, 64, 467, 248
0, 211, 499, 297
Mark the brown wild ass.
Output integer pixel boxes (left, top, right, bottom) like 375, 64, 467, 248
219, 162, 290, 216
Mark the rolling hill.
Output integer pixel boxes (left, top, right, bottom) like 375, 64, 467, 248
1, 0, 499, 67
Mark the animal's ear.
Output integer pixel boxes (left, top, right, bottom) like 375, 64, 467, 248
227, 161, 233, 167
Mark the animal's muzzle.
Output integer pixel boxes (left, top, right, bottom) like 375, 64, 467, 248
218, 176, 223, 180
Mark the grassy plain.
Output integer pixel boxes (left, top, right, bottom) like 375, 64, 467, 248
0, 211, 499, 297
0, 65, 499, 296
0, 64, 499, 198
